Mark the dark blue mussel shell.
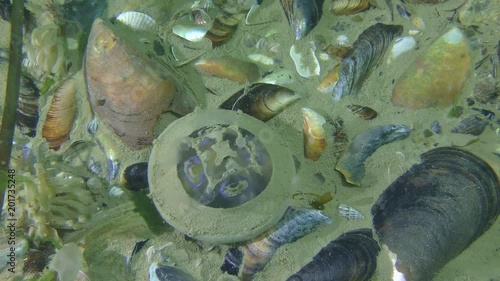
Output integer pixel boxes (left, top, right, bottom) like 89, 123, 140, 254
287, 228, 380, 281
372, 147, 500, 281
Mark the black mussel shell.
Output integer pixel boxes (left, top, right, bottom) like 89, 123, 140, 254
332, 23, 403, 101
150, 263, 196, 281
122, 162, 149, 191
17, 74, 40, 137
219, 83, 301, 122
372, 147, 500, 281
287, 228, 380, 281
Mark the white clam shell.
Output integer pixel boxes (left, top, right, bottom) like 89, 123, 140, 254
116, 11, 156, 33
172, 24, 209, 42
387, 36, 416, 64
338, 204, 364, 220
290, 41, 320, 78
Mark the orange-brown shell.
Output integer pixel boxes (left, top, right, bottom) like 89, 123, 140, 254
85, 18, 177, 149
42, 78, 77, 150
302, 108, 327, 161
317, 64, 340, 93
331, 0, 370, 15
194, 56, 260, 84
392, 27, 471, 109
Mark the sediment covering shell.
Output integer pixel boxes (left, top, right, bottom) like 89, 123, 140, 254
372, 147, 500, 281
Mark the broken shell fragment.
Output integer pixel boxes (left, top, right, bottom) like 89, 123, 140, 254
392, 27, 472, 109
290, 41, 320, 78
219, 83, 301, 121
332, 23, 403, 101
194, 56, 259, 84
346, 104, 377, 120
336, 124, 410, 186
387, 36, 416, 64
85, 18, 193, 150
317, 64, 340, 93
302, 108, 327, 161
42, 77, 77, 150
172, 23, 209, 42
330, 0, 371, 15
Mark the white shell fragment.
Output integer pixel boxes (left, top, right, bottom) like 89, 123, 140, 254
338, 204, 364, 220
115, 11, 156, 33
336, 34, 350, 46
248, 53, 275, 66
258, 70, 295, 86
109, 185, 124, 197
172, 24, 209, 42
387, 36, 416, 64
290, 41, 320, 78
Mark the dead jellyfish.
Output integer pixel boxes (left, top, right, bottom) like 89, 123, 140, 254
149, 109, 295, 244
177, 124, 272, 208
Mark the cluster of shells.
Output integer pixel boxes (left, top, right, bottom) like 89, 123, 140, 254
1, 0, 499, 280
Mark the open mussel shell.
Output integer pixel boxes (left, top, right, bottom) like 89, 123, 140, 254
372, 147, 500, 281
332, 23, 403, 101
219, 83, 301, 121
280, 0, 324, 40
287, 228, 380, 281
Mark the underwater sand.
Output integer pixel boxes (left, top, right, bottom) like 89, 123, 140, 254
1, 0, 500, 280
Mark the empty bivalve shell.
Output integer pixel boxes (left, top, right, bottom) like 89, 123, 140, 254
148, 109, 296, 244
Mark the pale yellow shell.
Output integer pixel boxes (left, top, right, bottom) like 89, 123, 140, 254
302, 108, 327, 161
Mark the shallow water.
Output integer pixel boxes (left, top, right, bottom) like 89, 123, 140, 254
0, 0, 499, 280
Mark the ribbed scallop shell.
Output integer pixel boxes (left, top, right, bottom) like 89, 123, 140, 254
330, 0, 371, 15
115, 11, 156, 33
346, 104, 378, 120
338, 204, 364, 220
42, 77, 77, 150
302, 108, 326, 161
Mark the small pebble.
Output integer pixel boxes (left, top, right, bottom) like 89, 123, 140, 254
423, 129, 434, 137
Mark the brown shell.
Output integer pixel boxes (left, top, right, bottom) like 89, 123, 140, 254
85, 18, 178, 150
42, 78, 77, 150
194, 56, 259, 84
331, 0, 370, 15
347, 104, 378, 120
204, 12, 244, 47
